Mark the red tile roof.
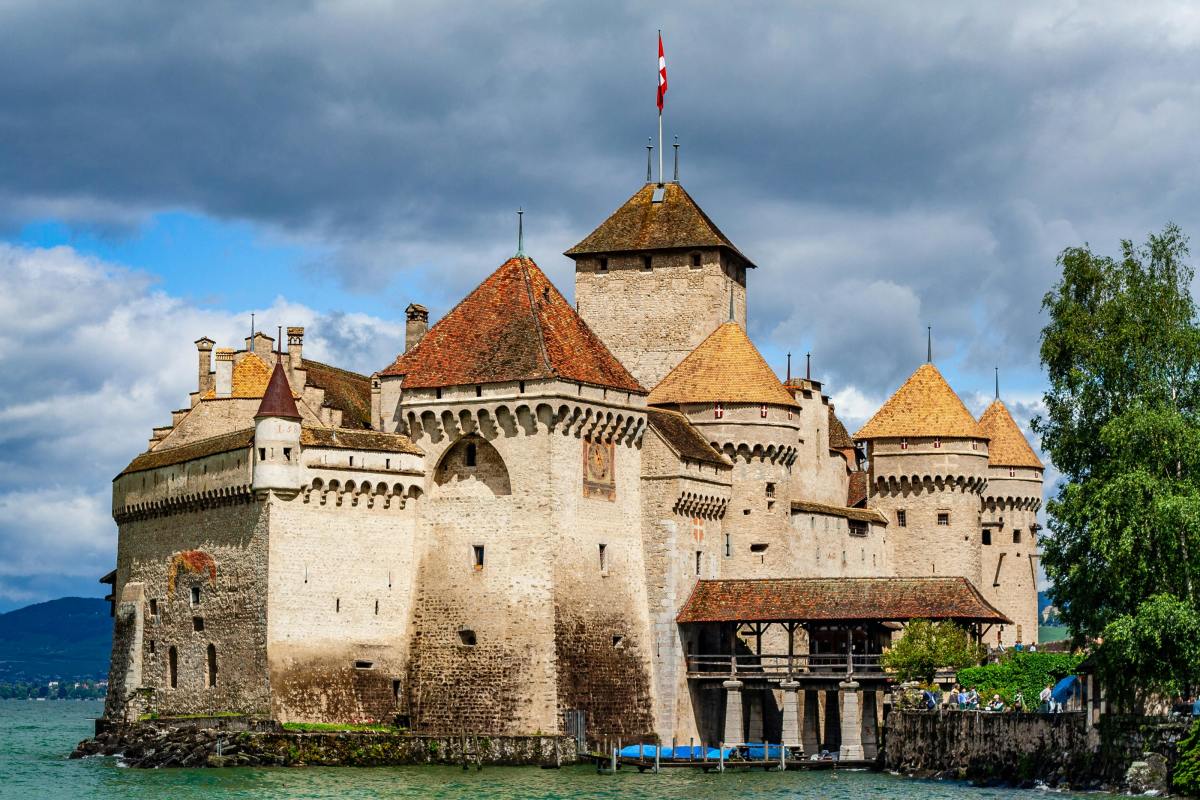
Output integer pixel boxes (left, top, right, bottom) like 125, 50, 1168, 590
647, 408, 730, 467
380, 256, 644, 393
847, 471, 869, 508
565, 182, 756, 268
256, 361, 302, 420
676, 577, 1009, 624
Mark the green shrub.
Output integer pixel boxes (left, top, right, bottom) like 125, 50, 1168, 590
1173, 720, 1200, 796
956, 651, 1084, 708
880, 620, 985, 684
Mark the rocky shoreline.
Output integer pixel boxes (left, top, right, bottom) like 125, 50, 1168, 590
71, 720, 578, 769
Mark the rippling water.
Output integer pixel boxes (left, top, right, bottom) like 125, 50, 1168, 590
0, 699, 1083, 799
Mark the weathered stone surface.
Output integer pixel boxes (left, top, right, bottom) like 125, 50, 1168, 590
1126, 753, 1168, 795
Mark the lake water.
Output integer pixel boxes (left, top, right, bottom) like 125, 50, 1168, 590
0, 699, 1081, 799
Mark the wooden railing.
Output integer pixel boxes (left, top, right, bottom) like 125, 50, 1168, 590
685, 652, 884, 679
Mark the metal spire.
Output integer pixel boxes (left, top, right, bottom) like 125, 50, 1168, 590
250, 313, 255, 346
786, 352, 792, 382
516, 207, 525, 257
728, 282, 735, 322
806, 352, 811, 380
926, 326, 932, 363
673, 136, 679, 182
995, 366, 1000, 400
277, 325, 283, 361
646, 138, 653, 183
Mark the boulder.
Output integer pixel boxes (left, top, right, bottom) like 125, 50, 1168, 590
1126, 753, 1168, 795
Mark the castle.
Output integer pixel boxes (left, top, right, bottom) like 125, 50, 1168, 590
103, 176, 1043, 755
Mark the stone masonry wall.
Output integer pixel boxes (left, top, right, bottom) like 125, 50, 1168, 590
575, 250, 746, 389
981, 469, 1042, 646
108, 498, 272, 720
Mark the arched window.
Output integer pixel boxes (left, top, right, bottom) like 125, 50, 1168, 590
168, 646, 178, 689
206, 644, 218, 688
434, 437, 511, 496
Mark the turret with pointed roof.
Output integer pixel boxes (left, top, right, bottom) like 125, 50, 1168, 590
854, 363, 986, 441
978, 399, 1042, 468
648, 321, 797, 408
567, 181, 755, 389
256, 360, 302, 420
252, 359, 302, 497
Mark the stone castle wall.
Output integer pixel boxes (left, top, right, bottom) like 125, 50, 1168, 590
981, 469, 1042, 646
107, 496, 271, 720
575, 250, 747, 389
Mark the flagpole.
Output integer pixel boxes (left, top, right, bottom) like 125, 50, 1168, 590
657, 29, 664, 185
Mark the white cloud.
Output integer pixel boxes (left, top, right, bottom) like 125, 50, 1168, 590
0, 244, 406, 607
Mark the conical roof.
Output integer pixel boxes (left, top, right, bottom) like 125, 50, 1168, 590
379, 256, 643, 393
256, 360, 301, 420
648, 322, 798, 407
978, 399, 1042, 468
565, 182, 756, 268
854, 363, 985, 440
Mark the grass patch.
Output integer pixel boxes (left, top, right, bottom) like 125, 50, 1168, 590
281, 722, 396, 733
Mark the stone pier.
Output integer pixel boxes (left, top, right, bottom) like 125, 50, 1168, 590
722, 680, 745, 747
838, 680, 864, 760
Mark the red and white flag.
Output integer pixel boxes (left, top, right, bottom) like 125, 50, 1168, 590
657, 32, 668, 112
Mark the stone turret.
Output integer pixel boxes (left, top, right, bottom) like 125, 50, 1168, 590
252, 359, 302, 498
566, 182, 756, 389
855, 363, 989, 587
977, 397, 1043, 645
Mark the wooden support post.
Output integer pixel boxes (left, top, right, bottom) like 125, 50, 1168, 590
654, 744, 660, 773
786, 622, 795, 678
780, 739, 786, 771
611, 746, 617, 773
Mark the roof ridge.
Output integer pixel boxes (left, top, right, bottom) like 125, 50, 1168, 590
517, 256, 556, 378
300, 357, 367, 381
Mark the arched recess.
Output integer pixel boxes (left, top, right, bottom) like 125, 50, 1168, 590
433, 435, 512, 496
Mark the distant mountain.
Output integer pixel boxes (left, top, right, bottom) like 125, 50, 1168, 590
0, 597, 111, 682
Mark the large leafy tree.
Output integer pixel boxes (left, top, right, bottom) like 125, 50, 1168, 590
1036, 224, 1200, 704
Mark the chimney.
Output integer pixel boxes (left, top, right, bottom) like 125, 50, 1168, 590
246, 331, 274, 360
215, 348, 235, 397
195, 337, 215, 396
287, 326, 304, 372
405, 303, 428, 353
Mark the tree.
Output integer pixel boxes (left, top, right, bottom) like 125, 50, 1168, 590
880, 619, 984, 685
1035, 224, 1200, 705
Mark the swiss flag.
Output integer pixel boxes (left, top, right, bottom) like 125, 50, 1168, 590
657, 32, 668, 111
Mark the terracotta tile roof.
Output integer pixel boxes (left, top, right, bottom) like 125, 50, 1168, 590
828, 406, 853, 449
847, 471, 868, 507
676, 577, 1010, 624
791, 500, 887, 525
379, 256, 643, 393
256, 361, 302, 420
648, 322, 799, 408
565, 182, 756, 268
300, 426, 423, 456
647, 409, 730, 467
978, 399, 1043, 468
119, 429, 255, 476
231, 353, 273, 398
302, 358, 371, 429
854, 363, 986, 440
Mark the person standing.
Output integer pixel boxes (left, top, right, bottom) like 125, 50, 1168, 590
1039, 684, 1053, 713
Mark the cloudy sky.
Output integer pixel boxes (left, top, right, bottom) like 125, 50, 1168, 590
2, 1, 1198, 610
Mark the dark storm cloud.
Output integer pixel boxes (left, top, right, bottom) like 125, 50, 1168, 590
3, 0, 1200, 395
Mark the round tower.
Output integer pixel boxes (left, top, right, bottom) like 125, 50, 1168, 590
252, 358, 302, 498
977, 397, 1043, 646
648, 321, 801, 579
855, 363, 989, 587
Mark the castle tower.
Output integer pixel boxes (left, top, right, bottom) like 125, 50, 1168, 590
566, 182, 756, 389
252, 359, 302, 497
977, 397, 1043, 646
855, 364, 989, 587
648, 321, 800, 579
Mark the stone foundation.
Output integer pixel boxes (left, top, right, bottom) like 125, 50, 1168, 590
72, 720, 577, 769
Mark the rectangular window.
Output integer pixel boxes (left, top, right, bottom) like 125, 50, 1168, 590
714, 402, 724, 419
765, 482, 776, 499
385, 459, 391, 469
598, 257, 608, 272
900, 438, 908, 450
724, 533, 731, 558
937, 512, 950, 526
258, 447, 266, 461
349, 456, 354, 467
933, 437, 941, 448
466, 442, 477, 467
849, 520, 868, 537
473, 545, 485, 570
1013, 529, 1022, 544
336, 598, 340, 613
695, 551, 702, 576
149, 640, 156, 654
598, 543, 608, 574
750, 543, 768, 553
191, 586, 201, 606
1009, 467, 1016, 477
475, 385, 482, 397
149, 598, 159, 617
896, 510, 907, 527
642, 255, 652, 272
760, 403, 767, 418
691, 252, 702, 268
192, 616, 204, 632
983, 529, 992, 546
283, 447, 292, 462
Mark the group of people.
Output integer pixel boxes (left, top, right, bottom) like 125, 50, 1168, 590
994, 640, 1038, 654
918, 683, 1064, 713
